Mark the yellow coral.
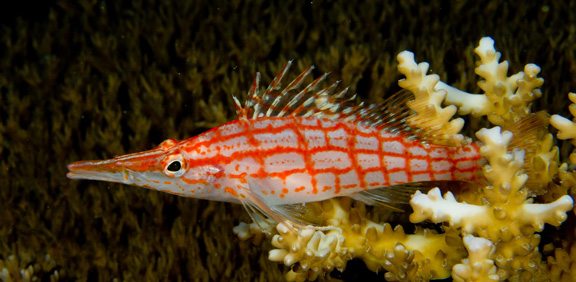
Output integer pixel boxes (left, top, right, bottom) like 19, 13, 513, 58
547, 243, 576, 281
257, 198, 467, 281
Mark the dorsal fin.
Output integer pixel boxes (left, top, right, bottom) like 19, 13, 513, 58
234, 61, 445, 142
233, 60, 348, 121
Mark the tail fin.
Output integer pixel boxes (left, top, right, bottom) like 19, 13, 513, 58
505, 111, 554, 195
506, 111, 549, 148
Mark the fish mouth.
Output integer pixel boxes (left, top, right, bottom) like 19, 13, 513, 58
67, 159, 132, 184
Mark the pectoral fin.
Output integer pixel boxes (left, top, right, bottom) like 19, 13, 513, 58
236, 180, 323, 230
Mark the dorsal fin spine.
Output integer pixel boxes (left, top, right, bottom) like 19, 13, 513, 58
306, 73, 328, 92
285, 65, 314, 91
334, 84, 347, 98
233, 96, 243, 118
249, 72, 261, 100
266, 60, 293, 93
246, 72, 262, 120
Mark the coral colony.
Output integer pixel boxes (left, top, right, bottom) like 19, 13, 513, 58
234, 37, 575, 281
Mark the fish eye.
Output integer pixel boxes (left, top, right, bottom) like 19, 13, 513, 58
167, 161, 182, 172
163, 154, 187, 177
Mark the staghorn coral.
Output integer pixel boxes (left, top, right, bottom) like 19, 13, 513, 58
236, 37, 576, 281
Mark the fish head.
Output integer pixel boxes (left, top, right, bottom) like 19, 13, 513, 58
67, 138, 217, 197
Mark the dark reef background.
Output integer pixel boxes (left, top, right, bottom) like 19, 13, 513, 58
0, 0, 575, 281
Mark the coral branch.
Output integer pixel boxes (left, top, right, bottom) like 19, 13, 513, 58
436, 81, 491, 117
551, 92, 576, 164
452, 235, 499, 282
397, 51, 466, 146
440, 37, 543, 127
519, 196, 573, 230
410, 188, 572, 236
410, 188, 488, 233
551, 113, 576, 141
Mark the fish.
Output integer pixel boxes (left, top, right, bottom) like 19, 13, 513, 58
67, 61, 490, 227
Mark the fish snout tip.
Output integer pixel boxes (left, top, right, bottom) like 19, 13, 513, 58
65, 159, 131, 183
66, 171, 80, 179
66, 159, 116, 176
67, 161, 82, 171
66, 160, 95, 172
66, 161, 92, 179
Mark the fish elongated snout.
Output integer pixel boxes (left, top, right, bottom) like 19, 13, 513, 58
67, 147, 167, 185
67, 159, 132, 184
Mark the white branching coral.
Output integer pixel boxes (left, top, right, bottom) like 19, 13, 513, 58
410, 188, 487, 232
437, 37, 543, 127
397, 51, 466, 146
551, 92, 576, 164
550, 91, 576, 216
410, 126, 573, 280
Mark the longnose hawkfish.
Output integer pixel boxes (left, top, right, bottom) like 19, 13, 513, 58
67, 61, 540, 227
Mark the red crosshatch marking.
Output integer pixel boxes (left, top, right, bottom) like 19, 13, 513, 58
181, 115, 482, 200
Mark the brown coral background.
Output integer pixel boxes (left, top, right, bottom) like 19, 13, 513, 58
0, 0, 575, 281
